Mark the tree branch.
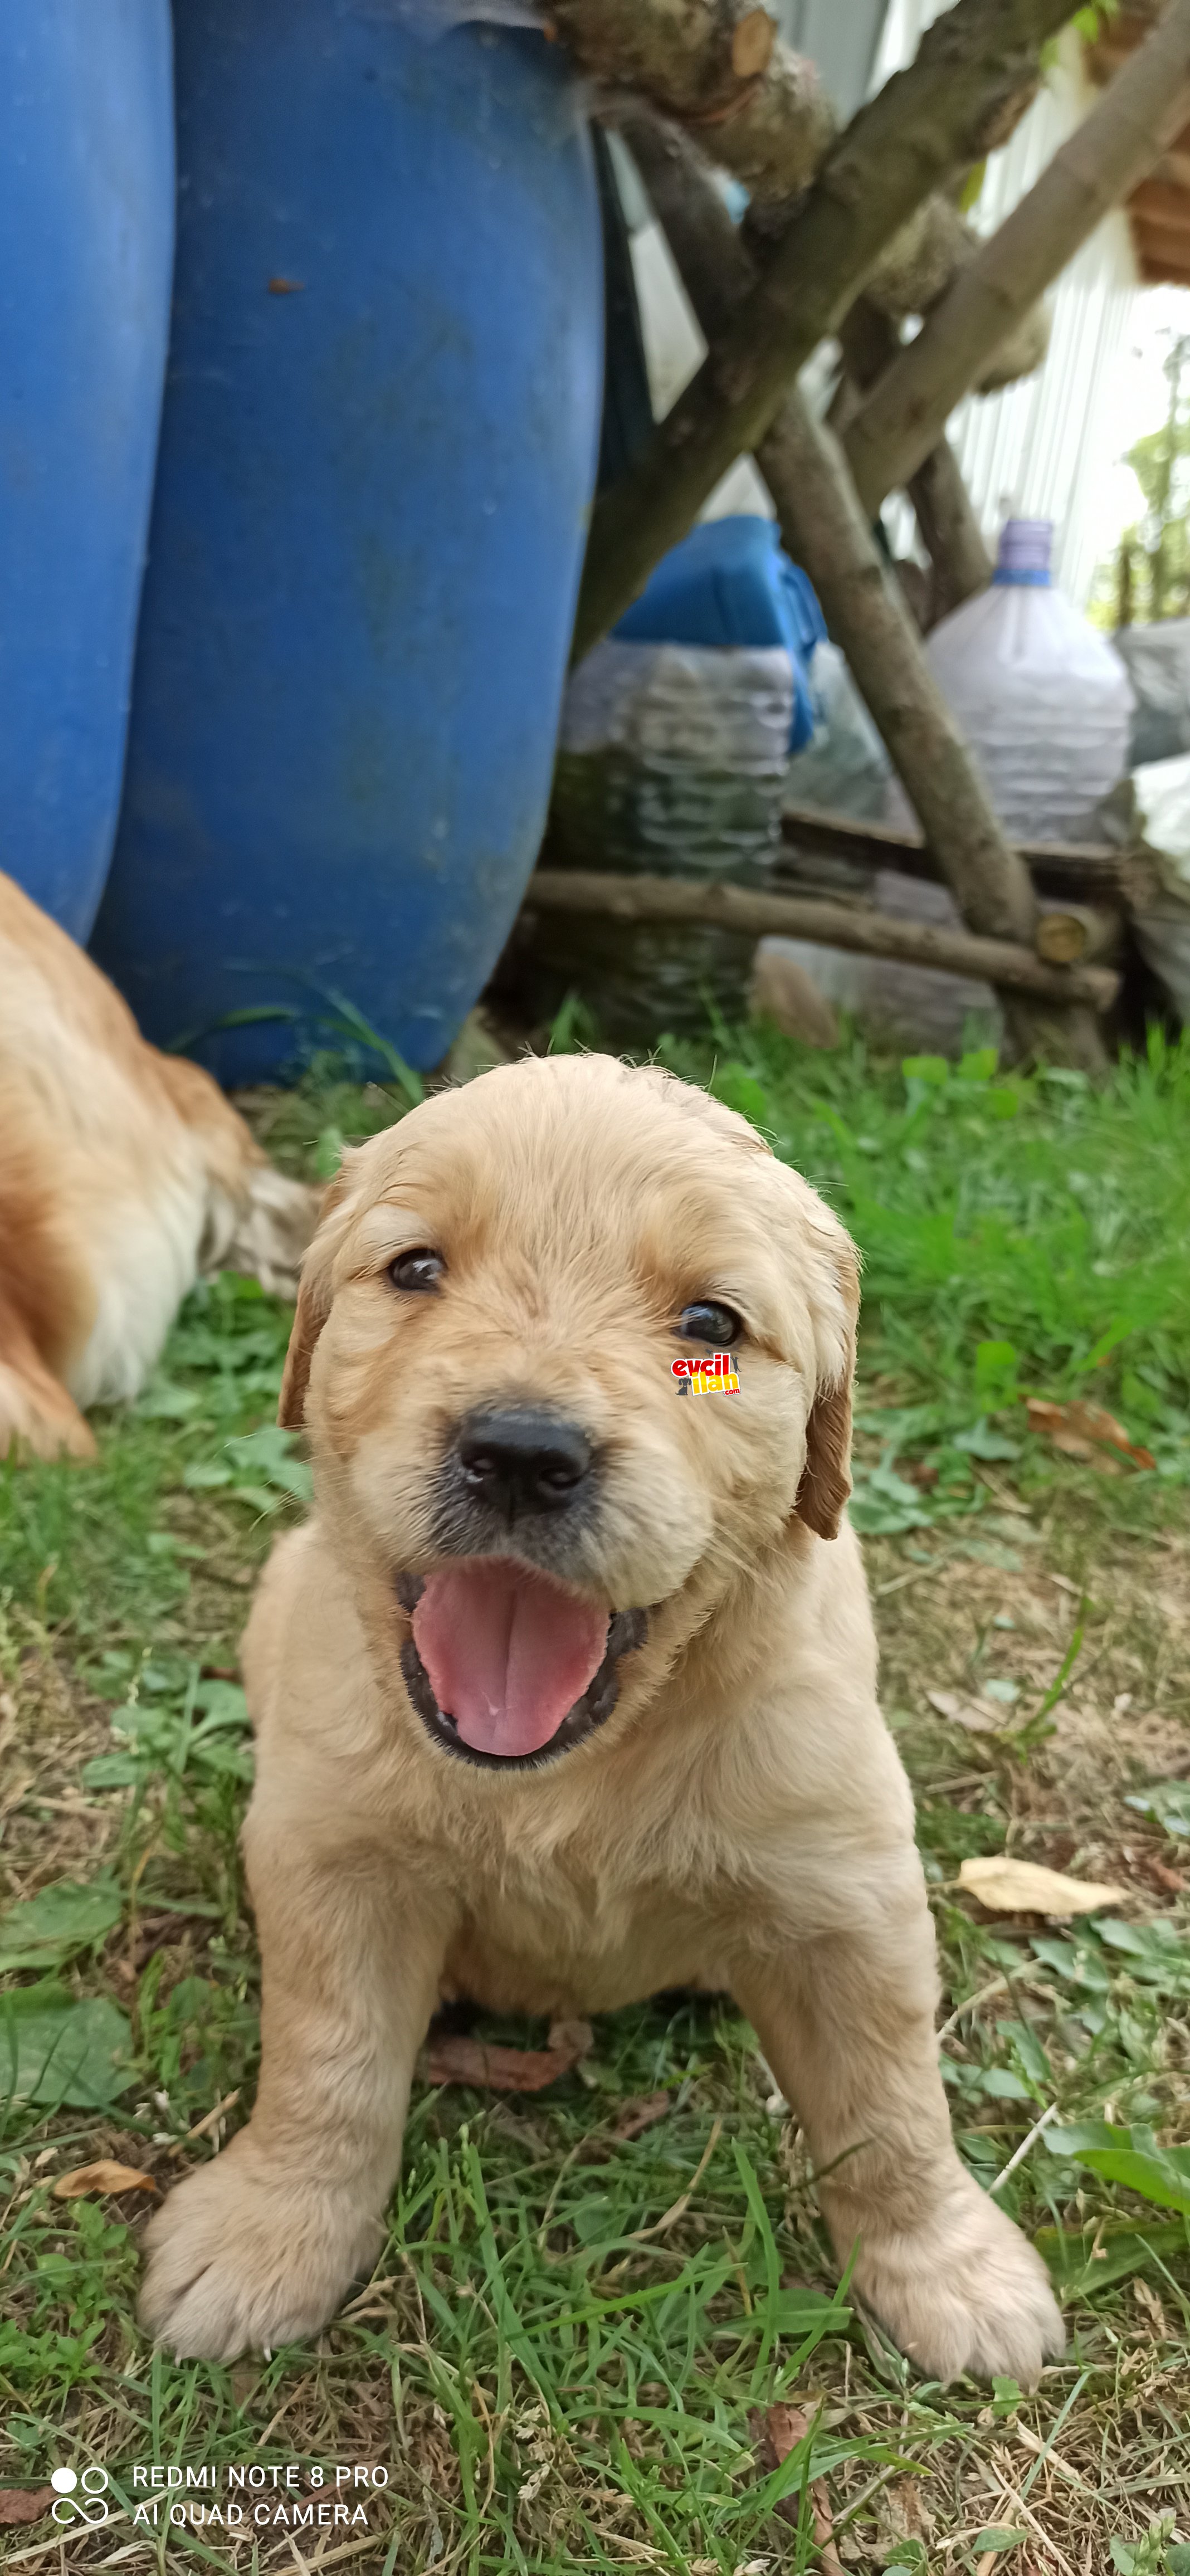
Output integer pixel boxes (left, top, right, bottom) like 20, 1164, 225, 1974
526, 870, 1119, 1010
844, 0, 1190, 514
617, 108, 1110, 1065
544, 0, 835, 202
838, 301, 993, 617
572, 0, 1076, 660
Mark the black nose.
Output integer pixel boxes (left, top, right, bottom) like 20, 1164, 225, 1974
455, 1408, 593, 1516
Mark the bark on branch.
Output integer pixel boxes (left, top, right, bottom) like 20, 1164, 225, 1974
844, 0, 1190, 514
544, 0, 835, 202
837, 301, 993, 618
544, 0, 1045, 379
618, 108, 1108, 1066
779, 804, 1139, 904
527, 870, 1119, 1010
862, 197, 1051, 391
572, 0, 1076, 661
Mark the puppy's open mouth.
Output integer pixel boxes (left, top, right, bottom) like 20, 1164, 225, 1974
396, 1561, 646, 1769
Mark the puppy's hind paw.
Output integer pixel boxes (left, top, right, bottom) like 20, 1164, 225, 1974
852, 2180, 1065, 2387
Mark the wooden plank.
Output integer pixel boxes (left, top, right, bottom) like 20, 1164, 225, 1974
1133, 213, 1190, 271
779, 802, 1133, 901
1139, 251, 1190, 284
525, 869, 1120, 1009
1129, 177, 1190, 231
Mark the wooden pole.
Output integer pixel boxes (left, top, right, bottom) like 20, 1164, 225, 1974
837, 301, 993, 620
543, 0, 835, 206
779, 803, 1140, 904
570, 0, 1077, 660
843, 0, 1190, 514
618, 113, 1108, 1066
527, 870, 1120, 1012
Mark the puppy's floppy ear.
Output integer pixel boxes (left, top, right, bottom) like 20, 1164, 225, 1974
796, 1336, 856, 1540
277, 1165, 355, 1430
794, 1227, 859, 1540
762, 1166, 860, 1544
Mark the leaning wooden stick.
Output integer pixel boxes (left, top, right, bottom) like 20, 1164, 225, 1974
844, 0, 1190, 513
544, 0, 1045, 359
836, 300, 993, 618
618, 109, 1109, 1068
570, 0, 1076, 658
543, 0, 835, 202
526, 871, 1120, 1013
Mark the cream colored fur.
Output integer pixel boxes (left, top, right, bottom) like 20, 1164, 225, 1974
140, 1053, 1064, 2381
0, 870, 318, 1456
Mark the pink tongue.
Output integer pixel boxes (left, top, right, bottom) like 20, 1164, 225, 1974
412, 1561, 609, 1758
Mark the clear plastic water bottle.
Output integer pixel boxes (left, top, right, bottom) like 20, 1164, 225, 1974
891, 518, 1134, 845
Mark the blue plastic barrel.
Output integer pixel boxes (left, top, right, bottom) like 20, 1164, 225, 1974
93, 3, 603, 1082
0, 1, 173, 938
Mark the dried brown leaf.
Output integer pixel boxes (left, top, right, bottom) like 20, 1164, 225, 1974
52, 2159, 157, 2200
0, 2490, 53, 2526
958, 1855, 1126, 1917
422, 2020, 593, 2094
1026, 1398, 1155, 1472
750, 2404, 842, 2569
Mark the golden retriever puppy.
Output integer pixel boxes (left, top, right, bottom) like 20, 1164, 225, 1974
0, 869, 318, 1460
140, 1052, 1064, 2382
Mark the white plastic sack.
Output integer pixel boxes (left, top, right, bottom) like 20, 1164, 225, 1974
560, 640, 794, 774
786, 640, 891, 820
1129, 750, 1190, 1023
1132, 750, 1190, 896
1114, 619, 1190, 768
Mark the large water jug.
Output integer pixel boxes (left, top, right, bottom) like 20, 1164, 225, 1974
93, 2, 602, 1083
0, 1, 173, 938
891, 519, 1133, 845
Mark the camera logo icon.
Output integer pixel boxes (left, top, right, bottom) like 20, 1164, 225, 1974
51, 2465, 110, 2528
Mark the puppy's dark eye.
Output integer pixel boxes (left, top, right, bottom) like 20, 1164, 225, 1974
677, 1300, 743, 1348
388, 1248, 445, 1294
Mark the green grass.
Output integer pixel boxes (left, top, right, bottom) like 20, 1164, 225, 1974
1, 1030, 1189, 2570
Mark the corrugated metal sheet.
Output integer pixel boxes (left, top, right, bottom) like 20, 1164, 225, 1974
872, 7, 1138, 604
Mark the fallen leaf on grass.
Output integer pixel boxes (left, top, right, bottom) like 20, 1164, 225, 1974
422, 2018, 593, 2094
750, 2404, 843, 2570
926, 1689, 1002, 1735
0, 2490, 53, 2526
958, 1856, 1126, 1917
52, 2159, 157, 2200
1026, 1398, 1155, 1472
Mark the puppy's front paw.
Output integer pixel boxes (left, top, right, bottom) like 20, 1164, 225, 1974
139, 2138, 381, 2360
851, 2177, 1064, 2385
